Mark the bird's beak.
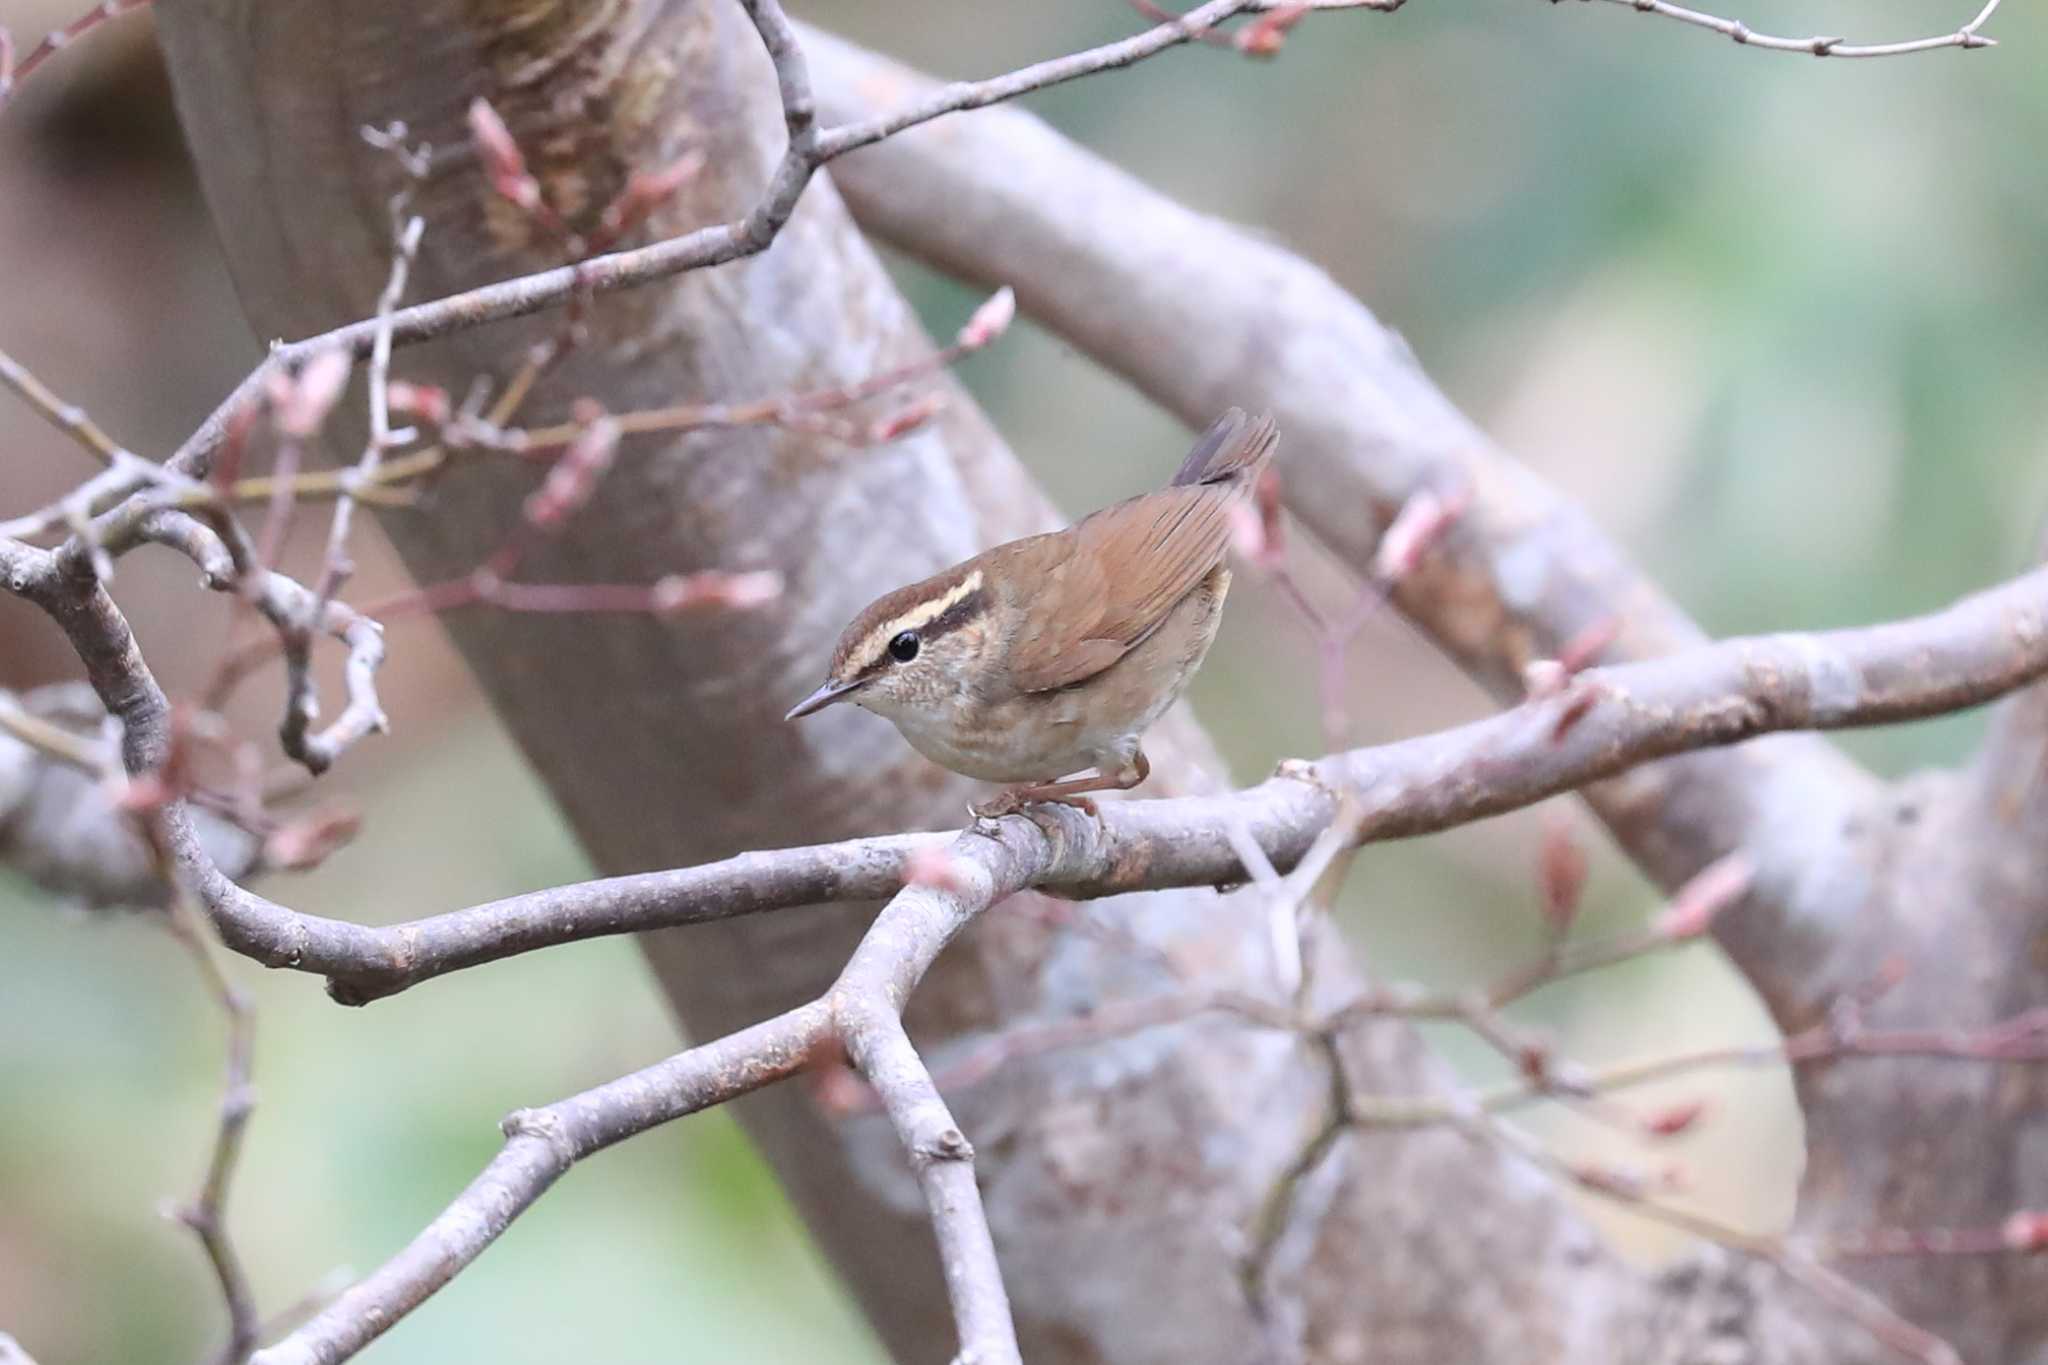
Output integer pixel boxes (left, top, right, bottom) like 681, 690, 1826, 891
785, 677, 862, 720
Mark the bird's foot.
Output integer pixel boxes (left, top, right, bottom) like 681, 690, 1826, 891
970, 787, 1100, 822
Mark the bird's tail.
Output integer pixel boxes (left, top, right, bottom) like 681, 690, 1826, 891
1170, 407, 1280, 488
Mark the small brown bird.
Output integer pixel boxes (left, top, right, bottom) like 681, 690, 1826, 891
786, 408, 1278, 817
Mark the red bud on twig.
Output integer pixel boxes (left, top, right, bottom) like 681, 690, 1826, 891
1236, 5, 1309, 56
273, 348, 353, 440
1373, 484, 1468, 582
651, 570, 783, 615
264, 807, 364, 872
387, 381, 451, 427
468, 97, 544, 217
1571, 1162, 1646, 1200
1642, 1099, 1709, 1139
594, 149, 708, 247
868, 394, 946, 444
956, 287, 1017, 351
523, 412, 620, 531
1558, 615, 1621, 675
2002, 1211, 2048, 1253
1538, 818, 1588, 937
1653, 853, 1754, 941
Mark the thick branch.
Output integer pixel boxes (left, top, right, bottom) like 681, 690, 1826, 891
151, 560, 2048, 1024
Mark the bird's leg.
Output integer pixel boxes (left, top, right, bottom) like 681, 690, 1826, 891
972, 751, 1152, 820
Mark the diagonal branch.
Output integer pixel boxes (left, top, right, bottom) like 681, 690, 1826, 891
249, 1002, 833, 1365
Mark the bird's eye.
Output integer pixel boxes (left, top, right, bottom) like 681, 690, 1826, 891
888, 631, 921, 663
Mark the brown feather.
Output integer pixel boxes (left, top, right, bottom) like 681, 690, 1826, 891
1001, 409, 1277, 693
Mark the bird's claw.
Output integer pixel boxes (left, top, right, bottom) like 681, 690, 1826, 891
969, 789, 1102, 829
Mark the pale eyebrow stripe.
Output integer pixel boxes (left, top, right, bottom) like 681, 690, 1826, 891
848, 569, 984, 671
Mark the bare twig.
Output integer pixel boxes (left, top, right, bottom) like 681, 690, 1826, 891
0, 0, 151, 108
1469, 1115, 1964, 1365
160, 889, 261, 1365
310, 144, 425, 612
0, 345, 128, 466
1574, 0, 2001, 60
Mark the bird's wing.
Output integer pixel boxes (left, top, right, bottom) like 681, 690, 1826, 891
1004, 409, 1277, 694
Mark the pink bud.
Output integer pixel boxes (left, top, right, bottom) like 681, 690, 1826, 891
650, 570, 782, 615
387, 381, 451, 426
1558, 616, 1621, 675
957, 287, 1017, 350
264, 807, 364, 872
274, 348, 353, 439
2002, 1211, 2048, 1253
711, 570, 784, 610
468, 97, 542, 213
1653, 854, 1754, 941
1571, 1163, 1645, 1200
523, 415, 619, 530
1373, 484, 1466, 581
1537, 819, 1587, 936
868, 394, 945, 443
1235, 5, 1307, 56
1642, 1099, 1708, 1138
595, 149, 708, 245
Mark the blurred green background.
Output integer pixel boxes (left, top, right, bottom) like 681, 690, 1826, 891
3, 0, 2044, 1360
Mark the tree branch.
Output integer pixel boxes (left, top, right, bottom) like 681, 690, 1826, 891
99, 558, 2048, 1019
251, 1002, 833, 1365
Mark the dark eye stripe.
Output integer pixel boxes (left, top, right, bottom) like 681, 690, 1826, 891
854, 588, 988, 679
920, 587, 986, 642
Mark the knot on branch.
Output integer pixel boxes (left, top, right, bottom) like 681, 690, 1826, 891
915, 1124, 975, 1165
501, 1106, 578, 1167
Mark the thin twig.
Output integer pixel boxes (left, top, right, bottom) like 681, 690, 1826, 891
1469, 1116, 1963, 1365
0, 346, 128, 466
150, 840, 260, 1364
0, 0, 152, 108
1575, 0, 2001, 59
